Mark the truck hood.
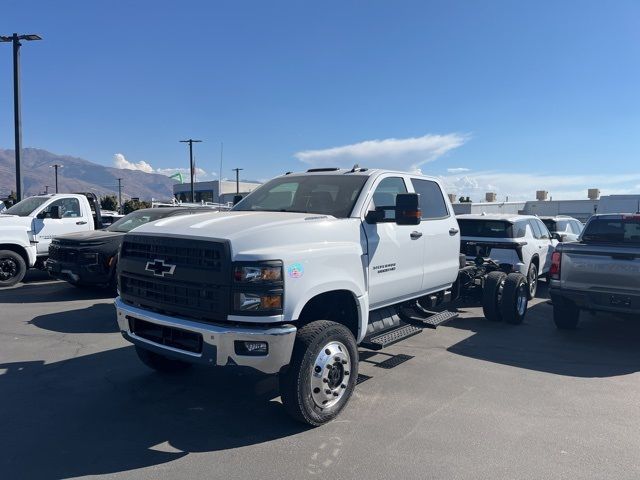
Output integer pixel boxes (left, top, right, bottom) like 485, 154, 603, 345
134, 211, 335, 239
54, 230, 124, 244
128, 210, 360, 260
0, 214, 32, 229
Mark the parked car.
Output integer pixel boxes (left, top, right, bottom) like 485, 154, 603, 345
457, 214, 557, 298
0, 193, 106, 287
113, 167, 529, 426
540, 216, 584, 242
46, 207, 214, 291
549, 213, 640, 329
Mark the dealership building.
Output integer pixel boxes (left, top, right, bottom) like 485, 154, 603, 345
173, 180, 262, 204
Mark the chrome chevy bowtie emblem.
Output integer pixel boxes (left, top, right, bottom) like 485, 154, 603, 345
145, 259, 176, 277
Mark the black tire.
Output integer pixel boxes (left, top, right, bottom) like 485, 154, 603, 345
553, 299, 580, 330
482, 271, 507, 321
0, 250, 27, 288
500, 273, 529, 324
527, 262, 538, 299
280, 320, 358, 426
135, 346, 193, 373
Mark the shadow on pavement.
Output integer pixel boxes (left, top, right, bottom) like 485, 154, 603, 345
0, 346, 307, 479
447, 299, 640, 378
0, 279, 114, 304
30, 303, 119, 334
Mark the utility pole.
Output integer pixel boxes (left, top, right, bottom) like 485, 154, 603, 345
232, 168, 243, 195
44, 185, 49, 194
179, 139, 202, 202
50, 164, 63, 193
0, 33, 42, 202
117, 178, 123, 214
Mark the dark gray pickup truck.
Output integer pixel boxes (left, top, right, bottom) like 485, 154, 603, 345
548, 214, 640, 329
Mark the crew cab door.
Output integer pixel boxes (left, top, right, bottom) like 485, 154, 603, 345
33, 197, 91, 254
409, 177, 460, 290
362, 176, 425, 308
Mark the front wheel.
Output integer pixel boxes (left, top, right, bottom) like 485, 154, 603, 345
280, 320, 358, 426
0, 250, 27, 288
500, 273, 529, 324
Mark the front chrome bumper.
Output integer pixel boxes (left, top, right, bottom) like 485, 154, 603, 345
114, 297, 296, 374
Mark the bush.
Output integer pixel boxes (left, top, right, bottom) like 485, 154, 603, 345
123, 199, 151, 214
100, 195, 118, 212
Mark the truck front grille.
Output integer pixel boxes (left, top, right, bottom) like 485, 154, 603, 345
49, 244, 79, 263
118, 234, 231, 323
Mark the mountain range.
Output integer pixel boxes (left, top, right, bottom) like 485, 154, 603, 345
0, 148, 177, 200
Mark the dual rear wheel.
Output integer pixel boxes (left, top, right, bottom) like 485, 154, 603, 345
482, 271, 529, 324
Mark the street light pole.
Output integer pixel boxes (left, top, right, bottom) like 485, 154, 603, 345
117, 178, 123, 214
1, 33, 42, 201
50, 164, 62, 193
232, 168, 243, 195
179, 139, 202, 202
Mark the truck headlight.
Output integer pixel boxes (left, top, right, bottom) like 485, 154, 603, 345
234, 262, 283, 283
234, 292, 283, 311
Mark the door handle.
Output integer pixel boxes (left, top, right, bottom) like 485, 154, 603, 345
410, 231, 423, 239
76, 221, 87, 225
449, 228, 459, 236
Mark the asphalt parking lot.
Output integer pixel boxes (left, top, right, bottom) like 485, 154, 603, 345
2, 273, 640, 480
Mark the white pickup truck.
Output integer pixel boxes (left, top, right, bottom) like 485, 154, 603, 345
115, 168, 529, 425
0, 193, 105, 287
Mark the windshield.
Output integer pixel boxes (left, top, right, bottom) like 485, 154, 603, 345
232, 175, 369, 218
107, 209, 182, 233
581, 216, 640, 245
459, 219, 516, 238
4, 196, 50, 217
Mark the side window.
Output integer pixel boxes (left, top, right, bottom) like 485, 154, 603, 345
370, 177, 407, 220
572, 221, 584, 235
556, 220, 569, 232
536, 219, 550, 239
411, 179, 449, 219
44, 198, 81, 218
513, 221, 527, 238
529, 219, 543, 239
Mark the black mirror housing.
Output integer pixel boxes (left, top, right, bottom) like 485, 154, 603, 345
395, 193, 421, 225
233, 195, 243, 205
49, 205, 63, 219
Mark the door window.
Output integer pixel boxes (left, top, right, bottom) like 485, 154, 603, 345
370, 177, 407, 220
411, 179, 449, 219
536, 219, 551, 239
528, 220, 542, 239
42, 198, 81, 218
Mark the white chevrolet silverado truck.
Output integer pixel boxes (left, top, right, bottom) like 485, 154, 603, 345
0, 193, 104, 287
115, 168, 529, 425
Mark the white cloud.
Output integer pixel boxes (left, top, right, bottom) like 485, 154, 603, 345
113, 154, 217, 181
294, 133, 469, 171
113, 153, 153, 173
438, 171, 640, 202
447, 167, 471, 173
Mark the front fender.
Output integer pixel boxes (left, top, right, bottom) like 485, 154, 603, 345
0, 227, 37, 266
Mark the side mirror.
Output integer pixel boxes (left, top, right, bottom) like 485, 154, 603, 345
395, 193, 421, 225
233, 195, 243, 205
365, 208, 385, 224
49, 205, 63, 219
551, 232, 566, 242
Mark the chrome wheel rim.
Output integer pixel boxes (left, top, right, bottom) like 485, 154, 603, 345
310, 341, 351, 409
517, 284, 528, 316
528, 266, 537, 296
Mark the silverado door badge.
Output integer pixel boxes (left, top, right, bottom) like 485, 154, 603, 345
145, 259, 176, 277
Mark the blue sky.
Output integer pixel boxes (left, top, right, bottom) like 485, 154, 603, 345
2, 0, 639, 200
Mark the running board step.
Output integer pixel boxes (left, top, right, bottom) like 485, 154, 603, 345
360, 324, 422, 350
400, 308, 459, 329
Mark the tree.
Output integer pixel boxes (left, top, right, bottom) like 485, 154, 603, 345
459, 196, 472, 203
100, 195, 118, 212
123, 199, 151, 214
